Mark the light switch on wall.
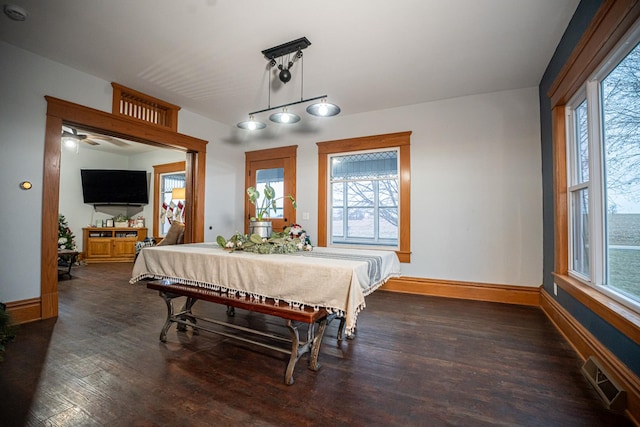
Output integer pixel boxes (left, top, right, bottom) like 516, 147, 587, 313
302, 212, 310, 220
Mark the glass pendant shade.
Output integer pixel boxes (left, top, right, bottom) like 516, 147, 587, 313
269, 108, 300, 124
306, 99, 340, 117
237, 115, 266, 130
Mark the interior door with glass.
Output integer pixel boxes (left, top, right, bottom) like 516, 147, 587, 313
245, 155, 296, 234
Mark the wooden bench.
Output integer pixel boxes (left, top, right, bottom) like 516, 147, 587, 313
146, 280, 329, 385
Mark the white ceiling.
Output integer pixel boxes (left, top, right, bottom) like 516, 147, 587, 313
1, 0, 579, 129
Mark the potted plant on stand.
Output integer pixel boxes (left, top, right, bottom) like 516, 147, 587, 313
113, 214, 129, 228
247, 185, 296, 238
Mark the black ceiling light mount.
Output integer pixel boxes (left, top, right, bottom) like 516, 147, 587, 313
237, 37, 340, 130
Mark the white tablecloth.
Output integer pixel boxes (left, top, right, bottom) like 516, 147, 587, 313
131, 244, 401, 334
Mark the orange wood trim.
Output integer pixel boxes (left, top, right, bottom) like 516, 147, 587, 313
381, 276, 540, 307
245, 145, 297, 161
552, 106, 569, 275
45, 96, 203, 152
317, 149, 328, 247
41, 114, 62, 319
548, 0, 640, 107
42, 96, 207, 320
398, 143, 411, 262
540, 290, 640, 424
316, 131, 412, 262
152, 161, 186, 238
316, 131, 412, 154
553, 274, 640, 346
5, 298, 41, 324
111, 82, 180, 132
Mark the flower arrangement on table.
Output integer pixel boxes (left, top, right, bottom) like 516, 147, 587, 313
216, 225, 312, 254
58, 214, 77, 250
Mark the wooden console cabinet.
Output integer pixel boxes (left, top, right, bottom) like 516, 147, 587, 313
82, 227, 147, 263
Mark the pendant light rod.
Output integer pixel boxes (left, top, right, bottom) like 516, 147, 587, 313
248, 95, 327, 116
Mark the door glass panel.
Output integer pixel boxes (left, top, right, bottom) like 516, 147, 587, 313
255, 167, 284, 218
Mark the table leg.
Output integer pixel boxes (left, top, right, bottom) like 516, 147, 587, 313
309, 317, 327, 371
284, 320, 302, 385
158, 291, 175, 342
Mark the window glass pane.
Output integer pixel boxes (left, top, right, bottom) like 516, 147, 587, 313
347, 181, 374, 207
379, 208, 398, 239
575, 100, 589, 183
331, 151, 397, 179
571, 189, 590, 278
330, 150, 398, 247
601, 40, 640, 301
347, 208, 374, 238
332, 207, 344, 238
160, 172, 185, 235
255, 167, 284, 218
379, 179, 398, 207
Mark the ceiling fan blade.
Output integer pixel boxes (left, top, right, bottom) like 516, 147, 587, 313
87, 134, 130, 147
107, 137, 130, 147
61, 130, 87, 140
82, 138, 100, 146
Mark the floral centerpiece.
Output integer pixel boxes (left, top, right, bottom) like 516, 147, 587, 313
58, 214, 77, 250
217, 225, 312, 254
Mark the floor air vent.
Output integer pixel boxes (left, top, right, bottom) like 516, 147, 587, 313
581, 356, 626, 411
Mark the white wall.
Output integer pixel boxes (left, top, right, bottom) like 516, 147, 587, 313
241, 87, 543, 287
1, 39, 542, 306
0, 41, 243, 302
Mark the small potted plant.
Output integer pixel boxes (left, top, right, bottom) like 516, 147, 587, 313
247, 185, 296, 237
113, 214, 129, 228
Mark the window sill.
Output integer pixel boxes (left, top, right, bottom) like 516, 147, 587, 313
552, 273, 640, 346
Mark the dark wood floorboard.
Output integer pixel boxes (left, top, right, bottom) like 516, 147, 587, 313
0, 263, 632, 426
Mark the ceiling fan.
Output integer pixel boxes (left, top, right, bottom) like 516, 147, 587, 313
61, 126, 130, 147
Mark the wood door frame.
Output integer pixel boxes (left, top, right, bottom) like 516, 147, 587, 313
41, 96, 207, 320
244, 145, 297, 234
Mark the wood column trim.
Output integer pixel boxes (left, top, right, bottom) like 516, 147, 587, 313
40, 96, 207, 320
552, 105, 568, 275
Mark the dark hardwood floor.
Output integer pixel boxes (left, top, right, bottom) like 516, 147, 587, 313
0, 263, 632, 426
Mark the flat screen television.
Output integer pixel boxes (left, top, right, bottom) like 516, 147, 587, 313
81, 169, 149, 206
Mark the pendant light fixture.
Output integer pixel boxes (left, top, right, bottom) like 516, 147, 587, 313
269, 108, 300, 124
237, 37, 340, 130
306, 98, 341, 117
237, 115, 266, 130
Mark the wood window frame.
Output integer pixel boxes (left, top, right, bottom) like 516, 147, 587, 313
317, 131, 411, 263
153, 161, 186, 238
548, 0, 640, 345
244, 145, 297, 234
42, 96, 207, 320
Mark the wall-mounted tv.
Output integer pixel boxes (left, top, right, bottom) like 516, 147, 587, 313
81, 169, 149, 206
